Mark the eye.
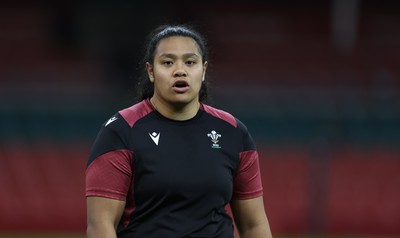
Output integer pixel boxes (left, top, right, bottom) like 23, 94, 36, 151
186, 60, 196, 65
162, 60, 174, 66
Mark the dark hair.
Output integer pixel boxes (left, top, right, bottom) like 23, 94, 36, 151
134, 24, 209, 102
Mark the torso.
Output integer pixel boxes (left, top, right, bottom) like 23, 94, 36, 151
86, 99, 261, 238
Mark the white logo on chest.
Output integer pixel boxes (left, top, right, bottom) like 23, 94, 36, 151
207, 130, 222, 149
149, 132, 160, 145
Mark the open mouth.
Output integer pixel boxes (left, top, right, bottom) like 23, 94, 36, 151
173, 81, 189, 88
172, 80, 189, 93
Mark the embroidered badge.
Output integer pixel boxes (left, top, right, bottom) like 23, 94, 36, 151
207, 130, 222, 149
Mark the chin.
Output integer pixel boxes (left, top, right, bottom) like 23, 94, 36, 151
170, 94, 198, 106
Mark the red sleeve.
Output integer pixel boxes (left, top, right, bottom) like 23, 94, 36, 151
232, 150, 263, 200
85, 149, 134, 201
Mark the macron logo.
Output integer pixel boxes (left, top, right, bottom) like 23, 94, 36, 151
105, 116, 118, 127
149, 132, 160, 145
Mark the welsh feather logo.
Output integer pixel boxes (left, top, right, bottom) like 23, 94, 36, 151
207, 130, 221, 149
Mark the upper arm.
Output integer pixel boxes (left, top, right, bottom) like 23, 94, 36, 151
230, 197, 273, 238
85, 149, 133, 237
86, 196, 126, 237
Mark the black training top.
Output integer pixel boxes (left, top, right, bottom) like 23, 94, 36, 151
86, 99, 263, 238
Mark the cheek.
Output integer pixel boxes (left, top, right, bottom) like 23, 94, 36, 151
195, 72, 205, 85
154, 79, 168, 91
192, 76, 203, 88
153, 72, 169, 84
154, 76, 173, 94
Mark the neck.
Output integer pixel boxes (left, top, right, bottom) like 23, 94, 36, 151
150, 97, 200, 121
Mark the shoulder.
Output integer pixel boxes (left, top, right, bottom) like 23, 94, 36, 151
200, 103, 237, 128
87, 100, 153, 165
99, 99, 154, 133
200, 103, 250, 133
201, 104, 255, 150
118, 99, 154, 128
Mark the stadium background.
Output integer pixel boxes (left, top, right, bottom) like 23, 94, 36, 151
0, 0, 399, 237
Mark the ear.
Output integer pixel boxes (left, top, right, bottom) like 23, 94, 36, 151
146, 62, 155, 83
202, 61, 208, 82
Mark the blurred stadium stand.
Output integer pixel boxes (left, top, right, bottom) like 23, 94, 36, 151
0, 0, 399, 236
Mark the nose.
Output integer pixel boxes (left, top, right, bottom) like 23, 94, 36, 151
174, 71, 187, 77
173, 62, 187, 77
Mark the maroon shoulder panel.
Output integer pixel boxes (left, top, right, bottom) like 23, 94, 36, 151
201, 104, 237, 128
119, 99, 154, 128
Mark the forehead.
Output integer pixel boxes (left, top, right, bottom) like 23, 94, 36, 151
155, 36, 201, 56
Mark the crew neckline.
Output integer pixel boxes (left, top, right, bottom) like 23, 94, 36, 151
145, 98, 204, 124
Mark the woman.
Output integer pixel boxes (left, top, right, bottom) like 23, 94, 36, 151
86, 24, 273, 238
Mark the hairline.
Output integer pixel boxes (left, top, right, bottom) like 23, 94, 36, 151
150, 36, 204, 63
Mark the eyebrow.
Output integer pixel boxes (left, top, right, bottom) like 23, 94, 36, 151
159, 53, 200, 59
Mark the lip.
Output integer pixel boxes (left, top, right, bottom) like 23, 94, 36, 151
172, 80, 189, 93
